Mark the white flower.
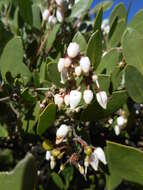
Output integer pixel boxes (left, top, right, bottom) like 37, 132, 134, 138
48, 15, 57, 26
56, 124, 70, 138
94, 147, 107, 165
69, 90, 81, 109
114, 125, 121, 136
96, 91, 108, 109
64, 57, 71, 68
56, 124, 70, 144
60, 67, 68, 84
89, 152, 99, 171
58, 58, 65, 72
45, 151, 51, 161
83, 89, 93, 104
80, 57, 91, 73
56, 9, 64, 23
117, 116, 127, 126
55, 0, 64, 5
67, 42, 80, 58
75, 66, 82, 76
54, 94, 64, 107
64, 94, 70, 106
42, 9, 50, 21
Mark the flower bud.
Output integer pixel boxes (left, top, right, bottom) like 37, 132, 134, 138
48, 15, 57, 26
69, 90, 81, 109
42, 140, 53, 150
117, 116, 127, 126
78, 164, 85, 175
58, 58, 65, 72
64, 57, 72, 68
96, 91, 107, 109
50, 156, 56, 169
59, 164, 65, 172
94, 147, 107, 165
54, 94, 64, 107
67, 42, 80, 58
55, 0, 64, 5
42, 9, 50, 21
80, 56, 91, 73
84, 146, 92, 155
60, 67, 68, 84
83, 89, 93, 104
64, 94, 70, 106
75, 66, 82, 76
92, 74, 98, 82
114, 125, 121, 136
45, 151, 51, 161
56, 8, 64, 23
51, 149, 60, 157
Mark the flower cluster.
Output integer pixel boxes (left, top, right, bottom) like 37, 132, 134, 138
55, 42, 108, 110
114, 110, 127, 135
44, 124, 107, 177
42, 0, 71, 26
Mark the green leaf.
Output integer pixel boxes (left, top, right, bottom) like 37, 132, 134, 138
109, 3, 127, 26
90, 0, 113, 14
62, 166, 74, 190
0, 149, 13, 166
111, 67, 123, 91
94, 8, 103, 32
18, 0, 33, 25
46, 24, 60, 51
0, 21, 13, 55
96, 48, 120, 74
0, 124, 8, 138
32, 4, 41, 30
106, 141, 143, 190
86, 30, 102, 70
125, 65, 143, 103
47, 62, 62, 87
81, 90, 128, 121
129, 9, 143, 36
0, 153, 36, 190
70, 0, 92, 18
0, 37, 31, 82
72, 32, 87, 53
122, 28, 143, 74
51, 172, 64, 190
108, 19, 126, 47
37, 103, 56, 136
97, 74, 111, 93
22, 102, 40, 134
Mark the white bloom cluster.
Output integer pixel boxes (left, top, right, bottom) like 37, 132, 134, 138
42, 0, 69, 25
101, 19, 110, 35
114, 115, 127, 136
56, 42, 108, 110
42, 9, 57, 26
83, 147, 107, 177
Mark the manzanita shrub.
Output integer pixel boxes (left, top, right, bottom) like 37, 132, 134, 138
1, 0, 143, 189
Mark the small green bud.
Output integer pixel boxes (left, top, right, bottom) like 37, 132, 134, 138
42, 140, 53, 150
84, 146, 92, 155
52, 149, 60, 157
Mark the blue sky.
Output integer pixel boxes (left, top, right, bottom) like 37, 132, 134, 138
91, 0, 143, 21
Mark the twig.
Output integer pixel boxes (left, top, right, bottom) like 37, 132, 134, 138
0, 96, 10, 102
